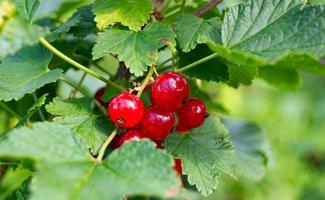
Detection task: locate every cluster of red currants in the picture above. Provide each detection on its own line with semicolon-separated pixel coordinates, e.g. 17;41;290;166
95;72;207;175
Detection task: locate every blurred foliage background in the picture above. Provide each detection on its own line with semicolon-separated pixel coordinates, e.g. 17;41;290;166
204;74;325;200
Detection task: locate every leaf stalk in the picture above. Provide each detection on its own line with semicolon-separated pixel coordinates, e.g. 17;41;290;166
177;52;219;72
39;37;125;92
97;128;118;162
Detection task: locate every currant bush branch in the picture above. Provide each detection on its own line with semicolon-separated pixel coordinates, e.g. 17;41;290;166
97;127;118;162
39;37;125;92
194;0;223;17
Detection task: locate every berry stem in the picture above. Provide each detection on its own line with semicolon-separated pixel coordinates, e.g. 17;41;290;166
176;52;218;72
97;127;118;162
137;65;155;97
39;37;125;92
153;67;159;77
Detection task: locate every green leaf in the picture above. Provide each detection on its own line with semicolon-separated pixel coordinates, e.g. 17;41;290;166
208;42;266;67
214;0;325;74
17;93;49;127
70;5;97;38
30;140;180;200
259;52;324;89
0;122;90;162
259;67;301;90
174;14;222;52
223;0;323;58
227;63;258;87
26;94;48;120
5;180;30;200
0;123;181;199
46;97;113;155
0;165;33;200
93;0;153;31
50;5;96;41
0;45;62;102
308;0;325;5
266;52;325;75
223;118;273;180
49;11;81;41
93;23;176;76
0;17;47;59
179;44;229;83
54;0;93;18
12;0;40;21
222;0;247;7
164;116;235;196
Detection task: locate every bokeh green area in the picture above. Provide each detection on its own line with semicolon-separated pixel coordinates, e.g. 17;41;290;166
0;74;324;200
204;74;325;200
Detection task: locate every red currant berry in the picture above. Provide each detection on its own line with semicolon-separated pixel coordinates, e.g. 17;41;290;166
108;93;144;128
151;72;189;111
140;105;175;141
95;87;106;106
150;90;156;105
173;158;182;176
175;124;189;133
110;129;143;148
177;98;206;129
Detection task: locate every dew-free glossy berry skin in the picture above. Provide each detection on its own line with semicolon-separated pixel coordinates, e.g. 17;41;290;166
150;90;156;105
151;72;189;112
140;106;175;141
177;98;206;129
110;129;143;148
108;93;144;128
173;158;182;176
95;87;106;106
